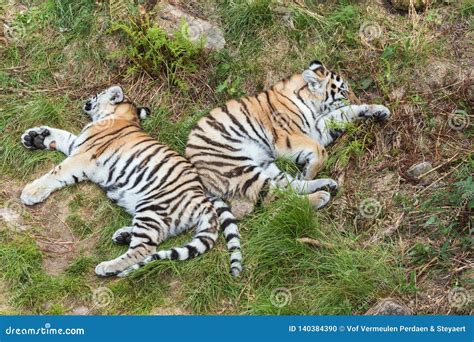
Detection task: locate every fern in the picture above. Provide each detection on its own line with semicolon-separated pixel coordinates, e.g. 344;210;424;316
111;16;205;90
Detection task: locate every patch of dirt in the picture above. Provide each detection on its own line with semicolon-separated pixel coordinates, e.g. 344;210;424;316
0;178;97;276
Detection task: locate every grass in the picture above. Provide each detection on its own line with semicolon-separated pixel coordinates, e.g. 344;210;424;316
0;0;472;315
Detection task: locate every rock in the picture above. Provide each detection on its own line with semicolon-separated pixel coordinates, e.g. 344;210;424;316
407;161;432;179
389;86;406;102
0;205;27;232
67;306;90;315
389;0;431;11
426;60;452;89
155;4;225;50
365;298;413;315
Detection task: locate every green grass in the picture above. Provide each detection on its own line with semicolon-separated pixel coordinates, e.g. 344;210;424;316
0;0;472;315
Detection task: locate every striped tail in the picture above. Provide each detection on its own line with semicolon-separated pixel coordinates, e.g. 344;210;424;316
118;204;219;277
209;197;242;277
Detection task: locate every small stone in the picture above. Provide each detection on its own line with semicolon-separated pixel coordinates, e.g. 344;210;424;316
407;161;433;179
389;86;406;101
365;298;413;315
389;0;431;11
67;306;90;315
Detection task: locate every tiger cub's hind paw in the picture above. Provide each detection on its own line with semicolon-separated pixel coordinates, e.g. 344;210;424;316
95;261;121;277
308;190;331;209
21;180;52;205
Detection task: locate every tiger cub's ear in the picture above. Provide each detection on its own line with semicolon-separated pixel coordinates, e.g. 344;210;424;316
109;86;124;104
303;60;327;93
138;107;151;120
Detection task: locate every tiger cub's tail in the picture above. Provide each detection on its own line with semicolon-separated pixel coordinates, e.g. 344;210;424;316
118;201;219;277
209;197;242;277
118;198;242;277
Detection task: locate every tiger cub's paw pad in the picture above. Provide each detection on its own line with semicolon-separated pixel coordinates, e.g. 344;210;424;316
368;105;391;121
95;261;120;277
112;228;132;245
21;127;51;150
309;190;331;209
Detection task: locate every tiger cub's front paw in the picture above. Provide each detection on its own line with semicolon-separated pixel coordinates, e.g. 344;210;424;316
21;127;52;150
367;105;391;121
20;181;52;205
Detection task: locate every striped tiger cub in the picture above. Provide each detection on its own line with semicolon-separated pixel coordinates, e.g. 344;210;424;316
20;86;242;277
186;60;391;216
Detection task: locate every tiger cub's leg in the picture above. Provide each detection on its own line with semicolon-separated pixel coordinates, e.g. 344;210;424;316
21;155;89;205
22;126;77;156
236;163;332;212
95;217;164;276
316;104;390;146
262;162;329;193
275;133;337;189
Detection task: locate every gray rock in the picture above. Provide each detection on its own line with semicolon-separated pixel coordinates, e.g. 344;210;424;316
155;4;225;50
67;306;90;315
389;0;431;11
365;298;413;315
407;161;433;179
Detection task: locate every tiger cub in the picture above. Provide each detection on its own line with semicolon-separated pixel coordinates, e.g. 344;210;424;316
20;86;242;277
186;60;391;216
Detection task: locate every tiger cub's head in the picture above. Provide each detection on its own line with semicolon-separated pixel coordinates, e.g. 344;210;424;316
302;60;351;113
83;86;150;123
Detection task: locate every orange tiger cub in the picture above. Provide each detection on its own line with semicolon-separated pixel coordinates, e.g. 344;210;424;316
186;60;390;216
20;86;242;277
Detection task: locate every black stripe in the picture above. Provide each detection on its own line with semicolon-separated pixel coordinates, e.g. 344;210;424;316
225;233;240;242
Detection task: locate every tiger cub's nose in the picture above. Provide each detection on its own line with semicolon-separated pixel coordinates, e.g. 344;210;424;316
84;101;92;111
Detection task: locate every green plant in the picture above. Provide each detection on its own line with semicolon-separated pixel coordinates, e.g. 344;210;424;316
112;17;206;90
